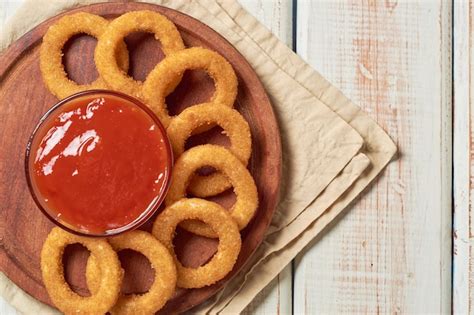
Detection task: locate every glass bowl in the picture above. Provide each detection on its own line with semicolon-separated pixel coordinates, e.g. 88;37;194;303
25;90;173;237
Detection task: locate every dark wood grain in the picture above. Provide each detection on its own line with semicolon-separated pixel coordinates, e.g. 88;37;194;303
0;2;281;314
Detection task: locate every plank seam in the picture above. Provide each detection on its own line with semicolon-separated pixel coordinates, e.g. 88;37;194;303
469;1;473;313
291;2;297;314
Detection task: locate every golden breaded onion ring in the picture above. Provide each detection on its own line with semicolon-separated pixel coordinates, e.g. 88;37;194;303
40;12;129;99
167;103;251;197
85;231;177;315
143;47;238;128
40;227;123;314
95;10;185;100
165;145;258;238
152;198;241;288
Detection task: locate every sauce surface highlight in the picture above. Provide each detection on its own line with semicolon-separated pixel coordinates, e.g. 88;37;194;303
29;93;171;234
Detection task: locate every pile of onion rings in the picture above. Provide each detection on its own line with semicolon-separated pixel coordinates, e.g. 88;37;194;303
39;7;262;310
41;228;177;314
165;144;258;238
40;10;185;100
167;103;252;197
85;230;177;315
94;10;185;100
41;227;123;314
152;198;241;288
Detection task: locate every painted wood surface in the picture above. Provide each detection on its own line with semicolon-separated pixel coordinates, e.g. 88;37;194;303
453;1;474;314
294;1;452;314
0;0;457;314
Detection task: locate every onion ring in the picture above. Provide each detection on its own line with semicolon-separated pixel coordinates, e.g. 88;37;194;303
95;10;185;100
167;103;251;197
152;198;241;288
142;47;238;128
165;144;258;238
40;12;129;99
85;231;177;315
40;227;123;314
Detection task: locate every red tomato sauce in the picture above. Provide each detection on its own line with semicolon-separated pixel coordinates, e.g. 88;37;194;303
28;93;171;234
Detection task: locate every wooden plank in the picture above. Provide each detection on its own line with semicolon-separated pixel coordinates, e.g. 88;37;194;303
0;0;23;27
294;1;452;314
0;296;17;315
242;265;293;315
238;0;293;314
453;0;474;313
239;0;293;48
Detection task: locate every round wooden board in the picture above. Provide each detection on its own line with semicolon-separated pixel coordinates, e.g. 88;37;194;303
0;2;281;314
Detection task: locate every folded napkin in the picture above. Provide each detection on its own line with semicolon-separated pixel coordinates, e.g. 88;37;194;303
0;0;396;314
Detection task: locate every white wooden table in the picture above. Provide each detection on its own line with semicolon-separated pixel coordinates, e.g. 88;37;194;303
1;0;461;314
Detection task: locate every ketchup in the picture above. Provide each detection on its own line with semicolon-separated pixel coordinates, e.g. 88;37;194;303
28;92;171;235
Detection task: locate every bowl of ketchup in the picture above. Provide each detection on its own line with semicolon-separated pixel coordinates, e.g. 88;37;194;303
25;90;173;237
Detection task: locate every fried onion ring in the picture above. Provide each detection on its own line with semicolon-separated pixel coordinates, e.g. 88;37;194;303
40;227;123;314
85;231;177;315
142;47;238;128
152;198;241;288
167;103;251;197
165;144;258;238
95;10;185;100
40;12;129;99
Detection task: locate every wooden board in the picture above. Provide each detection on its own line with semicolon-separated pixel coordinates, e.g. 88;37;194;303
453;0;474;313
0;2;281;314
294;0;452;313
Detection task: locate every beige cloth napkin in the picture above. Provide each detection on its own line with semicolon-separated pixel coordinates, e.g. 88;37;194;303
0;0;396;314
